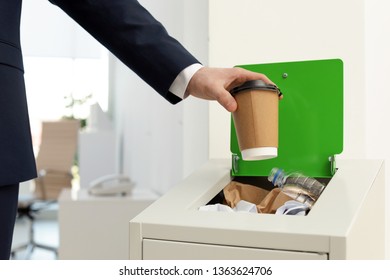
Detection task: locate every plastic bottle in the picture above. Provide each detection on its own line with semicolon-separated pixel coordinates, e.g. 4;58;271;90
268;168;325;208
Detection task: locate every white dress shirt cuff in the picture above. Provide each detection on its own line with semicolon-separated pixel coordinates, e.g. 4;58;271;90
169;63;204;99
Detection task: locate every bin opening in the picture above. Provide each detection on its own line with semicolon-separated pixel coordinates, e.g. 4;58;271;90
199;59;342;216
202;176;331;216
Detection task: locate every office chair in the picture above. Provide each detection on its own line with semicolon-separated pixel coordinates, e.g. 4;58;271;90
11;119;80;259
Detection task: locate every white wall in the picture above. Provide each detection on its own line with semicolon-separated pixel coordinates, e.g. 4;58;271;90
208;0;389;258
365;0;390;259
110;0;209;195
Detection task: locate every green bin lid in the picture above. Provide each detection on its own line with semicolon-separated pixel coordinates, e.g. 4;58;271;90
230;59;343;178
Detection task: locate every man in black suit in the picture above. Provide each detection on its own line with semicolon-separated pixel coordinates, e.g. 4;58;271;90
0;0;273;259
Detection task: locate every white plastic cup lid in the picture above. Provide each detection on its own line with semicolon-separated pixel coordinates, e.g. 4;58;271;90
241;147;277;161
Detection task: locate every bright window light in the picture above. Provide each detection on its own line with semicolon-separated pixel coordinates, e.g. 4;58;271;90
24;54;109;148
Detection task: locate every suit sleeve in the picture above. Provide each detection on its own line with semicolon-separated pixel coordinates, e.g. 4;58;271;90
48;0;200;104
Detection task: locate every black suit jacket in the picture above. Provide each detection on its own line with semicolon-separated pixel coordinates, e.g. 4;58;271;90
50;0;200;103
0;0;199;186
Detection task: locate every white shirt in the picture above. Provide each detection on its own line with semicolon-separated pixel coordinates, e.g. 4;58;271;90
169;63;203;99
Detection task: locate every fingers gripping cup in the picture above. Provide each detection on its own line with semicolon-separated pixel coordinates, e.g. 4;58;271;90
231;80;281;161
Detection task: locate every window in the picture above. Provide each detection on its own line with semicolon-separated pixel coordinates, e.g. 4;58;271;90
24;54;109;149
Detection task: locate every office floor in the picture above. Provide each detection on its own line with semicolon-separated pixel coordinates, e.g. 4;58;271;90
11;207;59;260
10;178;77;260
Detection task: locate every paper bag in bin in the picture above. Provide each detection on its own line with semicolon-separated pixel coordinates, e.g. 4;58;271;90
223;181;291;214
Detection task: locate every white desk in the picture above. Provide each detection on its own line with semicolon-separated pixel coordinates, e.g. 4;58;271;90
130;159;385;260
59;188;157;259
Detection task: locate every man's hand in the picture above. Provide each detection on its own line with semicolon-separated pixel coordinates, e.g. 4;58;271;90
185;67;275;112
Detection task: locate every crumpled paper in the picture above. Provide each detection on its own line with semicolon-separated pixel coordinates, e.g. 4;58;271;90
275;200;309;215
199;200;258;213
223;181;292;214
199;181;297;214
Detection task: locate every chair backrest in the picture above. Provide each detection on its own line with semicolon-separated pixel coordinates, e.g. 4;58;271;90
34;119;80;200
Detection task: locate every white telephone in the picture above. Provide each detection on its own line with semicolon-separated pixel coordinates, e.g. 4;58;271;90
88;174;134;196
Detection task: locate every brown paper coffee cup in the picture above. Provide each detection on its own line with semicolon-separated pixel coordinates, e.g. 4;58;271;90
231;80;280;161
